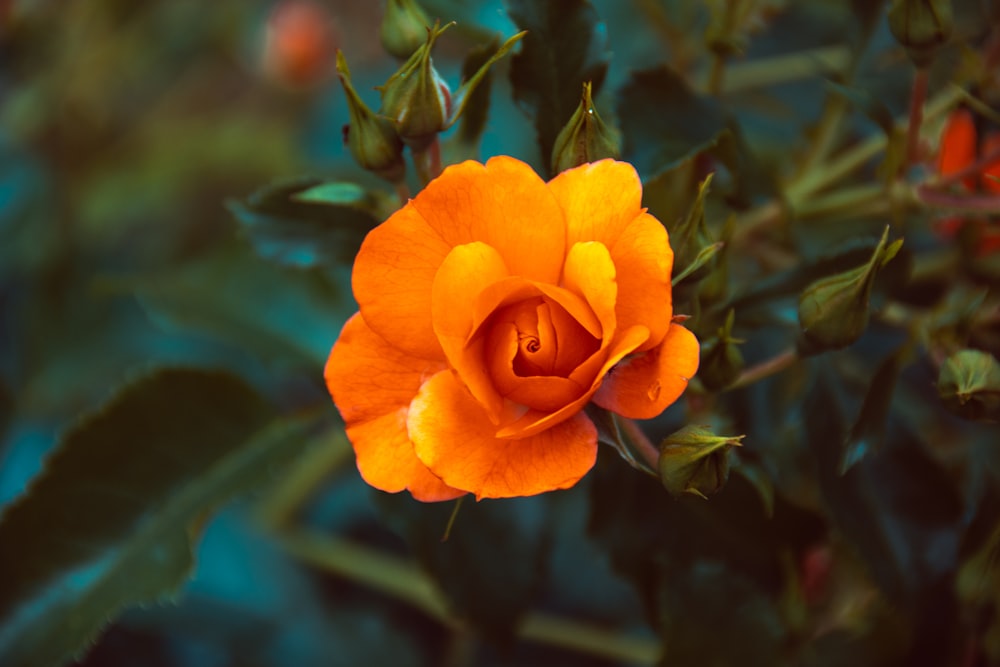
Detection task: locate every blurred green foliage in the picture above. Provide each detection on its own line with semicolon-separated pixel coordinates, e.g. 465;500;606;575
2;0;1000;666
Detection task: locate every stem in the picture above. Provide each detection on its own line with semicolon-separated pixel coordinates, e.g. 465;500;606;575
428;136;443;179
794;183;888;221
906;68;930;167
618;417;661;474
928;145;1000;190
728;347;798;390
917;186;1000;215
711;46;849;93
707;52;727;95
280;530;660;664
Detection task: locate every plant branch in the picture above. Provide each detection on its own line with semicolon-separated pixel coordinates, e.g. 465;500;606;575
618;417;661;475
728;347;798;390
906;68;930;166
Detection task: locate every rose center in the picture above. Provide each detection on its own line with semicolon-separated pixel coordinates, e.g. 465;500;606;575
488;296;600;380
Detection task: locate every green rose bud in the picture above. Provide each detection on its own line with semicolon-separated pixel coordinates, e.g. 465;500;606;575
659;425;744;498
378;22;525;152
797;226;903;354
698;310;745;392
550;81;620;174
335;51;405;183
888;0;953;68
378;21;453;151
380;0;431;59
937;349;1000;421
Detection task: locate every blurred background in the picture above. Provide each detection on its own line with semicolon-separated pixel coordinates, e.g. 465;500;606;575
4;0;1000;665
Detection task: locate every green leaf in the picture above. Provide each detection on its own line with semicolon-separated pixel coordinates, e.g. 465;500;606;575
618;66;729;179
227;177;389;269
123;246;350;366
827;81;895;139
0;368;317;667
449;37;501;158
377;493;549;644
507;0;610;174
841;346;907;473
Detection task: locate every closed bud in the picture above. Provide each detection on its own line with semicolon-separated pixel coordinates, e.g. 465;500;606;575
659;425;743;498
699;310;744;391
888;0;953;68
797;226;903;354
380;0;431;59
669;175;718;286
336;51;405;183
937;349;1000;420
379;21;453;151
550;82;620;174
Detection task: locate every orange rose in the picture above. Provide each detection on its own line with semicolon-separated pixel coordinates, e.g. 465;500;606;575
325;157;699;500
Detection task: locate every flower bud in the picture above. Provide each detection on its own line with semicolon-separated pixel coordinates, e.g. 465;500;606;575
797;226;903;354
336;51;405;183
658;425;743;498
888;0;953;68
937;349;1000;420
262;0;337;88
669;175;718;286
380;0;431;59
378;21;453;151
698;310;744;391
550;82;620;174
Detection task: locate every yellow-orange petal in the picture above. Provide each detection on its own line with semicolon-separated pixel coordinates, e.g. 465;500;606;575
410;156;568;284
325;313;463;501
496;324;650;439
562;241;617;343
592;323;699;420
938;108;977;188
548;161;672;350
347;413;465;501
408;371;598;499
353;204;453;360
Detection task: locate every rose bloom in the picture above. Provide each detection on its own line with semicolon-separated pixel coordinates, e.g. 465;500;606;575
325;157;699;500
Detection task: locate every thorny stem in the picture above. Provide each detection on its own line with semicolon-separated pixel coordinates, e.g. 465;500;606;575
728;348;798;390
906;68;930;167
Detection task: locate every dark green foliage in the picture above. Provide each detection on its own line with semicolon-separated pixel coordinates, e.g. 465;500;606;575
507;0;609;174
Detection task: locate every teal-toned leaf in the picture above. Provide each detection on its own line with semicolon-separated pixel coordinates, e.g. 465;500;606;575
124;246;349;366
507;0;609;174
227;177;389;269
618;66;729;179
0;368;318;667
841;347;906;473
447;37;501;160
827;81;894;138
377;493;549;644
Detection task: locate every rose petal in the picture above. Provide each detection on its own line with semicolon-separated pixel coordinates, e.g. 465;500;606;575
496;324;650;439
593;323;700;420
562;241;617;343
411;156;568;282
325;314;463;501
408;371;598;499
548;161;672;350
353;204;453;359
354;156;568;360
